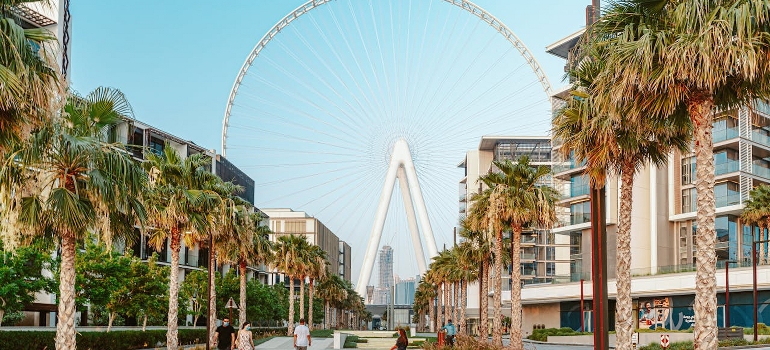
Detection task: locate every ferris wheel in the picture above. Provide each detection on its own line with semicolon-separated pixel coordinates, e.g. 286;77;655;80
222;0;553;289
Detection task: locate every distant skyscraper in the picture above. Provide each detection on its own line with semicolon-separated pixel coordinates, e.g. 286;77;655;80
378;245;394;289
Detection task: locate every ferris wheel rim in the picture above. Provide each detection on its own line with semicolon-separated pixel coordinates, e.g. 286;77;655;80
220;0;553;157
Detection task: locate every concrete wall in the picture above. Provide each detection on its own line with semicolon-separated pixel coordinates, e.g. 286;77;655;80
522;303;560;338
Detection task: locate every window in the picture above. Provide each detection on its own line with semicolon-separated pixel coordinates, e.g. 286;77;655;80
682;188;697;213
570;231;582;256
283;220;305;233
715;215;738;262
713;115;739;142
570;201;591;225
681;156;695;185
715;181;740;207
546;262;556;276
148;136;164;156
714;149;739;175
570;174;590;197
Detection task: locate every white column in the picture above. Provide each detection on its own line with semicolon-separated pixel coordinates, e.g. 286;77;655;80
398;167;428;274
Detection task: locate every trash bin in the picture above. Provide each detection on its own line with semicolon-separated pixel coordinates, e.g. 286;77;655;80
437;331;445;346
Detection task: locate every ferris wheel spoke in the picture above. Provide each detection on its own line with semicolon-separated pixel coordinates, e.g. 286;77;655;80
345;1;390;118
226;122;363;154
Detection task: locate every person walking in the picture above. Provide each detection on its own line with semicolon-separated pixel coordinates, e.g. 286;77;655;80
441;319;456;347
390;328;408;350
214;317;236;350
237;321;255;350
293;318;311;350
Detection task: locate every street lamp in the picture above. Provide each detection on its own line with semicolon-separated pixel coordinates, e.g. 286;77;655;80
724;260;736;328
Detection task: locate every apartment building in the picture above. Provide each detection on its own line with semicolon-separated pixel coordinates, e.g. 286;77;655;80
261;208;352;284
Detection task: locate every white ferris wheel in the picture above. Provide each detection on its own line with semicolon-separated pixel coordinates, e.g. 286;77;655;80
221;0;553;295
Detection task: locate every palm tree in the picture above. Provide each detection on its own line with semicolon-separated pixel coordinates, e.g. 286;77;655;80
454;230;480;335
464;201;493;342
742;185;770;263
307;245;327;331
0;87;145;350
584;1;770;347
0;1;61;156
317;273;344;329
553;59;691;350
274;234;311;335
143;148;224;350
501;158;558;350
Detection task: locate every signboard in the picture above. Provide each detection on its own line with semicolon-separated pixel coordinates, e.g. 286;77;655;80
660;334;670;349
225;297;239;309
632;332;638;344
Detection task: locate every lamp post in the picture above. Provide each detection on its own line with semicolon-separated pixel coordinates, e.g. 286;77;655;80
724;260;736;328
752;233;770;342
590;185;609;350
580;279;584;332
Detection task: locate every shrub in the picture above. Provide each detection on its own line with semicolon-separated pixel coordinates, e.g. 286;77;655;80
344;335;359;348
0;329;208;350
526;327;591;342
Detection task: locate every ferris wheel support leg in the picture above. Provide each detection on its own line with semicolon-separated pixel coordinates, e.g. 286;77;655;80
398;142;440;259
356;155;400;297
397;167;428;275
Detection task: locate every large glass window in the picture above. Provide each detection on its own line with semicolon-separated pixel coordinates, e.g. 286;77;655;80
715;215;738;262
681;156;695;185
570;174;590;197
715;181;740;207
570;231;582;256
570;201;591;225
682;188;697;213
714;149;739;175
713;115;739;142
148;136;164;156
754;157;770;179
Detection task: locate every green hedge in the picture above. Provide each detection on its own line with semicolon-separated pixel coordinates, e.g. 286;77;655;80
0;329;208;350
527;327;591;342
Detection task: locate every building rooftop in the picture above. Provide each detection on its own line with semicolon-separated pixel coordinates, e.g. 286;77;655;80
545;28;585;60
478;135;551;151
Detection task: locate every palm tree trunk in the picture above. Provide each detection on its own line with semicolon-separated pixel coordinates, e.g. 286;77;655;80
239;259;247;326
299;277;305;324
209;252;217;347
690;96;718;350
288;277;295;336
509;228;523;350
615;161;635;350
167;229;182;350
460;279;467;335
325;300;330;329
143;315;148;332
428;290;436;332
493;227;503;346
444;281;451;328
56;232;77;350
437;282;444;327
480;257;489;342
308;279;315;331
452;281;459;327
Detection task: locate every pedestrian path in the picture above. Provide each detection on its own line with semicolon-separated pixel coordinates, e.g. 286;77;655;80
255;337;333;349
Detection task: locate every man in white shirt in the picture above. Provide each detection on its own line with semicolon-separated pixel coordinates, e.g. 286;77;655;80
293;318;311;350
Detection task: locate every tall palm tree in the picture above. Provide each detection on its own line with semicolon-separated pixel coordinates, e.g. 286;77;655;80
143;148;224;350
585;1;770;347
274;234;311;335
454;239;479;335
317;273;345;329
480;157;559;350
0;1;61;156
464;201;493;341
307;245;327;331
0;87;145;350
553;58;691;350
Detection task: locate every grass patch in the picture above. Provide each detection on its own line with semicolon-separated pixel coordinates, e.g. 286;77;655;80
639;337;770;350
311;329;335;338
526;327;591;342
743;323;770;335
343;335;360;348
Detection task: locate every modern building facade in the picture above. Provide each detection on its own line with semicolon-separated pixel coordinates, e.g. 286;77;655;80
395;277;418;305
261;208;352;284
508;3;770;338
374;245;395;305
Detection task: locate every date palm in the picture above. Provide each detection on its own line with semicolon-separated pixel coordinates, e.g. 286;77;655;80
454;239;479;335
143;148;224;350
307;245;327;331
585;1;770;347
466;189;494;342
274;234;311;335
0;87;145;350
0;0;61;156
742;185;770;263
553;57;690;350
317;273;346;329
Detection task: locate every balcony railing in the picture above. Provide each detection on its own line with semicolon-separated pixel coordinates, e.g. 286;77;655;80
520;253;536;260
754;165;770;180
716;193;740;207
752;130;770;148
714;161;739;176
713;127;739;143
521;235;537;244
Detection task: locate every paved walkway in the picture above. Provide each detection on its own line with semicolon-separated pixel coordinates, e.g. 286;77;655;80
256;337;334;349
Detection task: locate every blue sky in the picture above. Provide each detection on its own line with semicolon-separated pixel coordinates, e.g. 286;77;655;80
70;1;590;285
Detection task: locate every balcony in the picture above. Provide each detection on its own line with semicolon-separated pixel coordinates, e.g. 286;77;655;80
714;161;739;176
520;253;536;260
713;127;739;143
752;130;770;148
754;165;770;180
521;235;537;245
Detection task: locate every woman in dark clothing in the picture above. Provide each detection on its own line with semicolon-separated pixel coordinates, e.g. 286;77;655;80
391;328;408;350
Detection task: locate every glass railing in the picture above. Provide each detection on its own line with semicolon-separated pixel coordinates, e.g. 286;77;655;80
521;269;537;277
571;185;590;197
754;165;770;180
713;127;739;143
553;159;587;174
752;130;770;148
716;193;740;207
714;161;739;175
521;253;536;260
521;235;537;244
570;214;591;225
